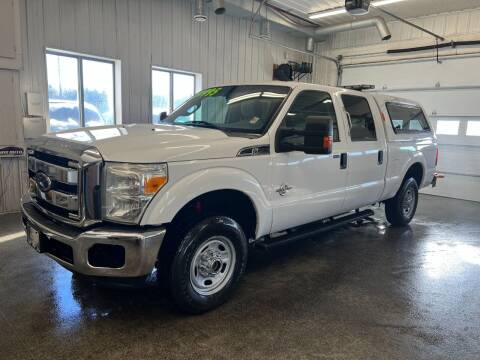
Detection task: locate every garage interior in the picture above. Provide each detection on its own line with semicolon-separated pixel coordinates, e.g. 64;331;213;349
1;0;480;359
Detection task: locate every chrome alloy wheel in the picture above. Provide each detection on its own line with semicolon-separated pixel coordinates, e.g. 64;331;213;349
190;236;236;296
402;187;416;218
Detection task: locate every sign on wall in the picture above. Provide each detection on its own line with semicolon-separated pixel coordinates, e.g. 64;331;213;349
0;146;24;157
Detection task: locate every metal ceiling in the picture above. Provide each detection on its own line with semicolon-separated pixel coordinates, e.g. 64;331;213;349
267;0;480;26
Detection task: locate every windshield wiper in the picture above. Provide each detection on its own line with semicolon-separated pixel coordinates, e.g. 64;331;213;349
181;121;221;130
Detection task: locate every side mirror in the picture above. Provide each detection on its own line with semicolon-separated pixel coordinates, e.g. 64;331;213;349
304;116;333;155
159;111;168;121
277;116;333;155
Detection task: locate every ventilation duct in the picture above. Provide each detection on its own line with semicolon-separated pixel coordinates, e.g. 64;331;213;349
314;16;391;41
259;20;272;39
306;37;314;52
193;0;207;22
213;0;226;15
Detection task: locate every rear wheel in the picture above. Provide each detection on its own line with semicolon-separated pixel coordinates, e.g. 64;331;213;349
385;177;419;227
168;216;248;314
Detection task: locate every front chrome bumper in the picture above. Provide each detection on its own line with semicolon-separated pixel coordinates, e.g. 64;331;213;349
21;201;165;278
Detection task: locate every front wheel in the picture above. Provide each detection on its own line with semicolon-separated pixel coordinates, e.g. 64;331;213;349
169;216;248;314
385;178;419;227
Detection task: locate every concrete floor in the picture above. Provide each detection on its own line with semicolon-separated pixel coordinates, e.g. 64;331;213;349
1;195;480;359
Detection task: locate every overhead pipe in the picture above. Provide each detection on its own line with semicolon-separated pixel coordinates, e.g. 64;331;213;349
193;0;207;22
387;40;480;54
222;0;395;83
247;6;337;65
314;17;391;41
224;1;391;43
225;0;314;37
341;51;480;68
212;0;226;15
306;37;315;52
259;19;272;39
374;7;445;42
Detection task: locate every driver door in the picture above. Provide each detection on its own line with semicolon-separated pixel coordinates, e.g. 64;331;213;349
270;89;349;233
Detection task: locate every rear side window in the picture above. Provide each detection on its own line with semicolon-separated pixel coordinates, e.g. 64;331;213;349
386;102;431;134
342;95;377;142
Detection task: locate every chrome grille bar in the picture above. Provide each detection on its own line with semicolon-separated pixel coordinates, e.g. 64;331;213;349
28;150;81;222
26;141;102;228
33;182;79;211
28;157;78;185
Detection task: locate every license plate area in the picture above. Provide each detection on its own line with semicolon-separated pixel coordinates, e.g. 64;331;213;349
26;224;45;253
25;222;75;264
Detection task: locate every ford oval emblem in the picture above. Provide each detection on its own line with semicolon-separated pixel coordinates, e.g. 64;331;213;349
35;172;52;192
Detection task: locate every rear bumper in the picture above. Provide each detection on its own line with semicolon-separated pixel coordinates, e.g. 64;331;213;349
21;201;165;278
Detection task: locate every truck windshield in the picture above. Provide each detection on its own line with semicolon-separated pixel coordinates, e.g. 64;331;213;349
164;85;290;134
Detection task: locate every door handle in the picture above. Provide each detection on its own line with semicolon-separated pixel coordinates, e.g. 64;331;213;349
340;153;348;170
378;150;384;165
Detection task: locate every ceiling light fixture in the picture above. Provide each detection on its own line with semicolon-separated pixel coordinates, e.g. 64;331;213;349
371;0;405;6
309;0;405;20
309;8;347;20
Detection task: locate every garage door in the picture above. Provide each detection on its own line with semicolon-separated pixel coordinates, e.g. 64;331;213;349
342;55;480;202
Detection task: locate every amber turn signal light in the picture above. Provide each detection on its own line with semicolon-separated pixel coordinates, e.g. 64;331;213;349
144;176;167;194
323;135;333;151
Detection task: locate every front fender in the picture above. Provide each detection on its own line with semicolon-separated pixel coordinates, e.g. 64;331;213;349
140;167;272;238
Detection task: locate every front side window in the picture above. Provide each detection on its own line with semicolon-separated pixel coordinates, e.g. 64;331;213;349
46;51;116;132
278;90;339;149
386;102;430;134
164;85;290;134
342;95;377;142
152;68;197;124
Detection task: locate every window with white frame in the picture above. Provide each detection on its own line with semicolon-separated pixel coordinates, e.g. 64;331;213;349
152;67;198;124
46;50;118;132
435;120;460;136
466;121;480;137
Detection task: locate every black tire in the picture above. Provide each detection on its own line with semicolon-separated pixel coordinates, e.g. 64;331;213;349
168;216;248;314
385;177;419;227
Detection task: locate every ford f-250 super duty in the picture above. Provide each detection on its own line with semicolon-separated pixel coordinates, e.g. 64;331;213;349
22;82;439;313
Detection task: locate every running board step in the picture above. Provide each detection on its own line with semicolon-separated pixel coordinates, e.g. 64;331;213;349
256;209;375;250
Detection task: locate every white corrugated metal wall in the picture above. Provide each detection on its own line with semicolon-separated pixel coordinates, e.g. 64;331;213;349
0;0;312;214
22;0;311;124
313;7;480;202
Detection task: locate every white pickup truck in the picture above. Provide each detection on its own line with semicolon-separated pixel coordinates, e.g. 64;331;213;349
22;82;438;313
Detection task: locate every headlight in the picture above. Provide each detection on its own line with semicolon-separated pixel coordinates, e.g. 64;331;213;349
103;162;168;223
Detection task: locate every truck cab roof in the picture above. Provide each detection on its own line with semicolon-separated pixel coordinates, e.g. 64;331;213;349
214;81;423;107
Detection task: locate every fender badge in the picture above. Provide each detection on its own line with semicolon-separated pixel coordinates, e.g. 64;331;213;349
276;184;292;196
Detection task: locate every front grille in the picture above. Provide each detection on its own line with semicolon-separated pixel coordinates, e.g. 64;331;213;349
32;150;72;167
28;150;82;223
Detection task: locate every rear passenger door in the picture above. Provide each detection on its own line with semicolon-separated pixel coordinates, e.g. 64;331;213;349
339;92;387;209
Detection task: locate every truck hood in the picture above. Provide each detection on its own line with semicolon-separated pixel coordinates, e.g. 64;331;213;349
33;124;259;163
